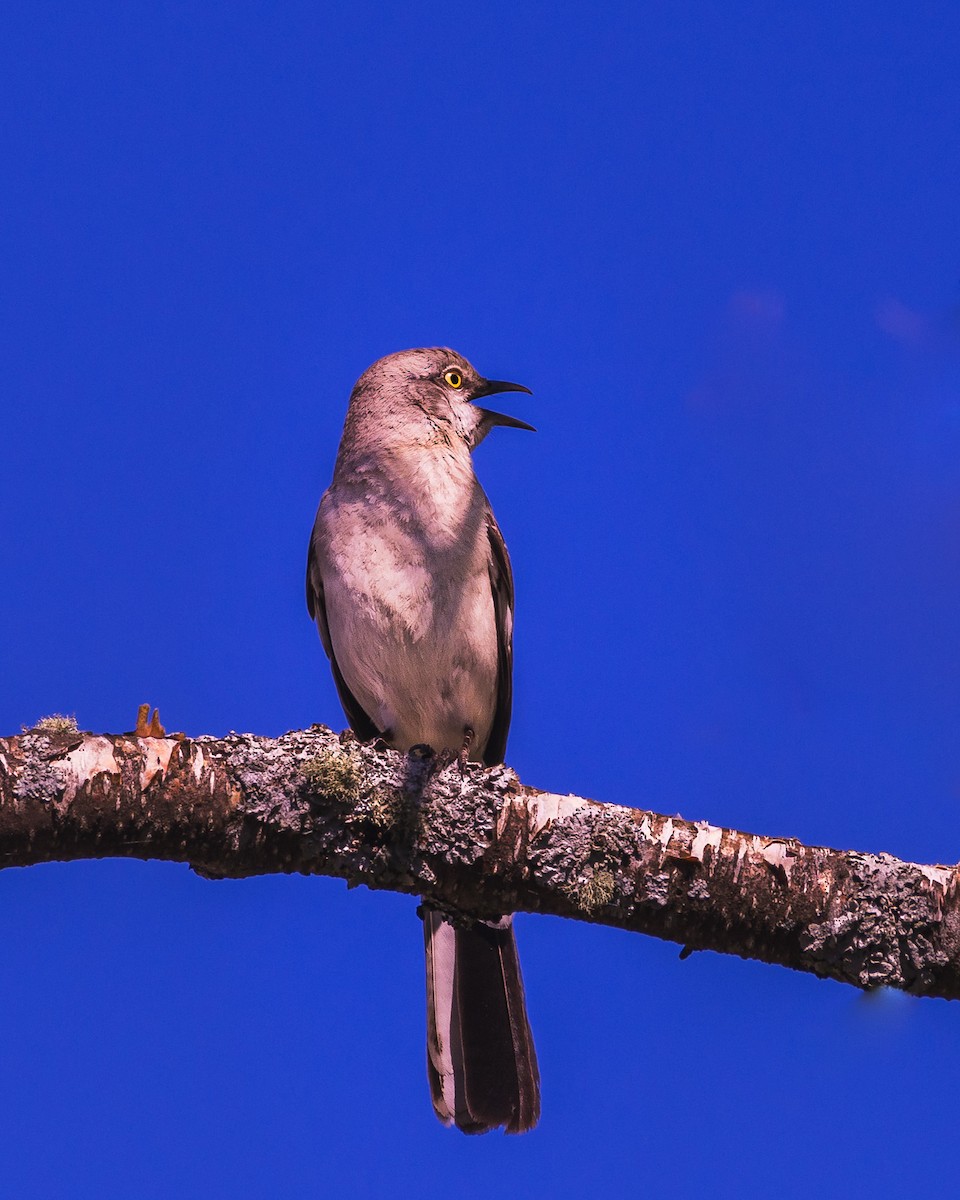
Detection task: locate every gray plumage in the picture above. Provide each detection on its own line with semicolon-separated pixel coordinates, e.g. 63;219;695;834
306;347;540;1134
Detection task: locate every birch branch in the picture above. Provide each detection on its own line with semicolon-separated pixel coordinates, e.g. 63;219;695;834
2;720;959;1000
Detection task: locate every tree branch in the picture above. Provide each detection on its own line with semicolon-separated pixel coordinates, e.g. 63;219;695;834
2;721;959;999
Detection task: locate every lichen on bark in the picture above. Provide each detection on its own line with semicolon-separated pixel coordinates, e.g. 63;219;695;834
1;722;959;1001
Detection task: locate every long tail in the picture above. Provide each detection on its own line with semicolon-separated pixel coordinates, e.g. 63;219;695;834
423;909;540;1134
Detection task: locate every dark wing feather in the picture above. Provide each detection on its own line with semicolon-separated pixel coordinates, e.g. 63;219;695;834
305;529;381;743
483;505;515;767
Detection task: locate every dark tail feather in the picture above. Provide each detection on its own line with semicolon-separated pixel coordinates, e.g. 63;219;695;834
423;909;540;1135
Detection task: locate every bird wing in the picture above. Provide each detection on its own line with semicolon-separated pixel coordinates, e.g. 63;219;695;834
305;522;381;743
483;504;515;766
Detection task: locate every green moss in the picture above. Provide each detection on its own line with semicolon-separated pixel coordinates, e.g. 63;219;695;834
28;714;79;735
567;869;615;914
361;786;405;830
301;751;360;804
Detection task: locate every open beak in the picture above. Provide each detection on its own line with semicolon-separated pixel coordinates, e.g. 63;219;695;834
471;377;536;432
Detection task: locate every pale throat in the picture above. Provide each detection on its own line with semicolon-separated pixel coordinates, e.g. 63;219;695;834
393;437;479;548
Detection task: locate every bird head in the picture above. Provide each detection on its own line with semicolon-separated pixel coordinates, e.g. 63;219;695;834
350;348;534;450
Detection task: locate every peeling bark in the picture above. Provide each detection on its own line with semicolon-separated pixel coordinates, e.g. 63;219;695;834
2;722;959;999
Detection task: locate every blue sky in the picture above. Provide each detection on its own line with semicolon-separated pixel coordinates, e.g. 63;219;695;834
2;2;960;1195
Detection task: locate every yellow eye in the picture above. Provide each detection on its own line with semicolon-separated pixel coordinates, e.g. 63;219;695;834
443;369;463;389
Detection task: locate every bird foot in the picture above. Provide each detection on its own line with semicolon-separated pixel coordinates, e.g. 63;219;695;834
457;726;475;776
405;728;474;780
402;744;438;797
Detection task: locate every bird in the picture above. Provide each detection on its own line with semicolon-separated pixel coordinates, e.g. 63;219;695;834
305;347;540;1134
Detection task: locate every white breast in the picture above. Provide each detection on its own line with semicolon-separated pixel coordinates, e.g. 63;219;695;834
316;456;500;758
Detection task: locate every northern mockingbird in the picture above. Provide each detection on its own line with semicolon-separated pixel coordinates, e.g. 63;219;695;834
306;347;540;1134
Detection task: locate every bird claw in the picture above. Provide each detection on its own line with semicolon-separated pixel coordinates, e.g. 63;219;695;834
457;726;475;776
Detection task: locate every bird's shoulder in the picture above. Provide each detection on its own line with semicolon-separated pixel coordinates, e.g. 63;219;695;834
311;477;418;555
